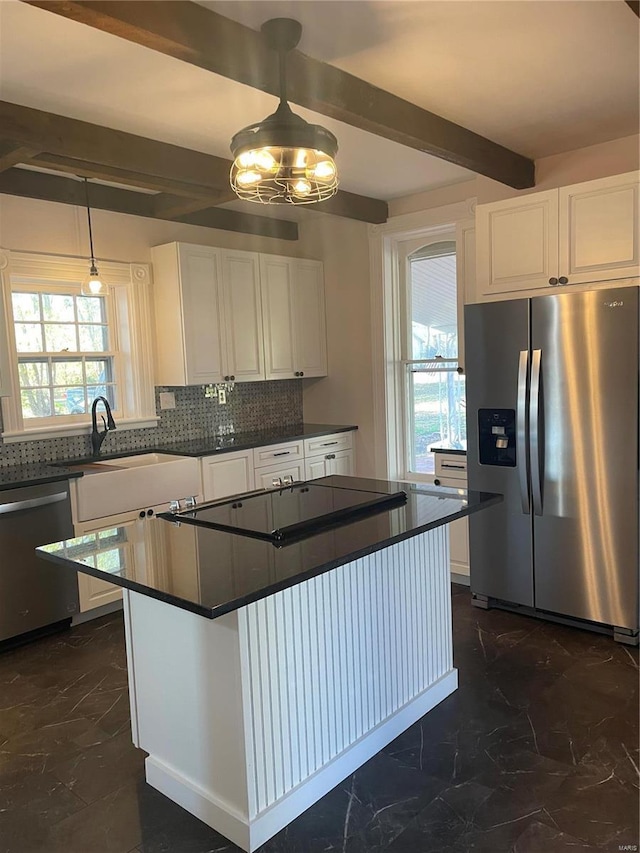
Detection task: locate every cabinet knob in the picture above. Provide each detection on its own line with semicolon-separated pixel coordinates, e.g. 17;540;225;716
558;276;569;285
299;371;304;377
548;277;558;286
434;478;441;486
294;371;300;377
230;375;235;381
325;453;336;460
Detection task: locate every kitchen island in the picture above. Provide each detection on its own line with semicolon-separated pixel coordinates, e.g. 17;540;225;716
38;475;500;852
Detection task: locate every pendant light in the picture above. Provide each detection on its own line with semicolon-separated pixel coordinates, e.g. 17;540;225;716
230;18;339;205
81;177;108;297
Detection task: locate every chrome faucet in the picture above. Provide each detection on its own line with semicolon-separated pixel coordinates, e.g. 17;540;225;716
90;396;116;456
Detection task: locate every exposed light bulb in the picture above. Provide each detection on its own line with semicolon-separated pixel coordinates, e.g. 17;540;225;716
253;149;277;172
294;149;308;169
292;179;312;197
81;265;107;297
236;169;262;187
313;159;336;181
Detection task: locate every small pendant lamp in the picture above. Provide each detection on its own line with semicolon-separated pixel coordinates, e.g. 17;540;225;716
230;18;339;205
81;177;108;297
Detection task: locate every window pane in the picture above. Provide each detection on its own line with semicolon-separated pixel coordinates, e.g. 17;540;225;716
54;387;87;415
409;370;466;475
76;297;105;323
44;324;77;352
21;388;52;419
410;253;458;360
15;323;43;352
79;324;108;352
85;359;111;384
52;360;84;385
87;385;116;408
41;293;74;322
18;360;49;387
12;293;40;322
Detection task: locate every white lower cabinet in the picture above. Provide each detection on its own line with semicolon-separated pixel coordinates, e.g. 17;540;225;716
255;459;306;490
201;450;255;501
434;453;469;584
304;431;355;480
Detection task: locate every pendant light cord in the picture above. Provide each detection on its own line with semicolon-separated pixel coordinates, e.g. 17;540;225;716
278;46;289;109
83;177;97;266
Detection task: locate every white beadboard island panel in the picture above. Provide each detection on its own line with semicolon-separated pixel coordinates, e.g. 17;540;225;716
125;525;456;853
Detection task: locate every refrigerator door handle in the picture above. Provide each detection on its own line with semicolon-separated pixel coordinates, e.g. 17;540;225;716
517;349;530;515
530;348;543;516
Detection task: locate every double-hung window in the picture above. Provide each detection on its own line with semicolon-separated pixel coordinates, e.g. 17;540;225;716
402;239;466;476
12;288;118;423
0;251;156;440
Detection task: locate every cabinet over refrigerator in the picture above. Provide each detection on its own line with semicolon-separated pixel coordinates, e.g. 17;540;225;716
465;285;639;645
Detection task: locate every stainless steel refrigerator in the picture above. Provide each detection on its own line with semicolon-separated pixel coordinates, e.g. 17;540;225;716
464;285;639;645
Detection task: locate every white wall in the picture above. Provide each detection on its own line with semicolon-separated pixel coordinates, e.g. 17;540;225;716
0;195;309;262
389;134;640;218
298;217;376;478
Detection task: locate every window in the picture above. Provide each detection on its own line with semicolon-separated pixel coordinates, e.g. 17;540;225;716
0;251;156;441
403;240;466;476
12;289;117;421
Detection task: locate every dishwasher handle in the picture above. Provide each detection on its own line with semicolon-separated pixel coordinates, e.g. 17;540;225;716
0;491;68;516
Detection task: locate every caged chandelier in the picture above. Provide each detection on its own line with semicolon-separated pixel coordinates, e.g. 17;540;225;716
230;18;339;205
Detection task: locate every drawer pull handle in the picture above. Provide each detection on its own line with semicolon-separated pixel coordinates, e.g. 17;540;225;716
272;451;291;457
321;441;339;446
441;463;465;470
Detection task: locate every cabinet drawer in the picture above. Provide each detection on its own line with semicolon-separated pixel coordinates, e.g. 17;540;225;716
434;453;467;480
253;440;304;468
304;431;353;457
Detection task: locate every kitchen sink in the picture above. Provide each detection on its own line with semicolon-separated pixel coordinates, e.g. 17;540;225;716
70;453;200;521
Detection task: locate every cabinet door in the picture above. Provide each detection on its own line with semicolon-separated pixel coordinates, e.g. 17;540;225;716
201;451;255;501
292;260;327;377
255;460;305;489
325;449;354;476
477;191;559;295
220;250;265;381
178;245;225;384
559;172;640;284
304;456;327;480
260;255;296;379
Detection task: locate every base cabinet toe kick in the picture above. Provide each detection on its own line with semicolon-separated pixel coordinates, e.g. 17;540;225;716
123;528;457;852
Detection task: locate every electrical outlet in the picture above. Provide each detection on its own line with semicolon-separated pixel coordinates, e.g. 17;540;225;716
218;388;227;405
159;391;176;410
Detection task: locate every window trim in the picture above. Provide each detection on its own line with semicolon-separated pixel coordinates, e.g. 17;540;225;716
0;249;157;442
368;200;476;481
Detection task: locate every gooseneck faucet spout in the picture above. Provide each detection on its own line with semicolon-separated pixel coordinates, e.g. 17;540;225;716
90;396;117;456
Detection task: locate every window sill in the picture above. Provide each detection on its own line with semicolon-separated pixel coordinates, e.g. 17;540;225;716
2;416;160;444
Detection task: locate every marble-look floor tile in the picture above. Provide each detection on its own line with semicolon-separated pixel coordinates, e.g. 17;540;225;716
0;591;637;853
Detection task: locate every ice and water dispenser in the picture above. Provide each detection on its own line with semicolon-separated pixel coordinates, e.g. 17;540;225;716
478;409;516;467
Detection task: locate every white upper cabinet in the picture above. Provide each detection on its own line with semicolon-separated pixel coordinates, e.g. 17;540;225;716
476;171;640;299
558;172;640;285
151;243;225;385
261;256;327;379
152;243;327;385
219;250;264;382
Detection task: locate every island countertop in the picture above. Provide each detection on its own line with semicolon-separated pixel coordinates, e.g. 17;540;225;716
37;475;501;620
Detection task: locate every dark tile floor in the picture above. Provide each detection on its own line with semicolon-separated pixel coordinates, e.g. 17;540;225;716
1;585;638;853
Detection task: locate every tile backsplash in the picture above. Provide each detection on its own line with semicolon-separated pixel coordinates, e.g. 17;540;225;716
0;381;303;467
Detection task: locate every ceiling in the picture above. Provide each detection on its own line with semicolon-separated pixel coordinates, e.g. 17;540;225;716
0;0;637;206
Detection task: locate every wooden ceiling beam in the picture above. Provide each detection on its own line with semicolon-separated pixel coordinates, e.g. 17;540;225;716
24;0;535;190
0;168;299;241
0;141;41;172
0;101;388;224
624;0;640;16
153;191;238;219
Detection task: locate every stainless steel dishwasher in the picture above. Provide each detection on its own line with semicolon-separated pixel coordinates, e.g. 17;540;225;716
0;480;79;645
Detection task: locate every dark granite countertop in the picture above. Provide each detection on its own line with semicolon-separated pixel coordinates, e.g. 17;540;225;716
0;424;357;490
151;423;357;458
0;463;84;490
38;475;501;620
